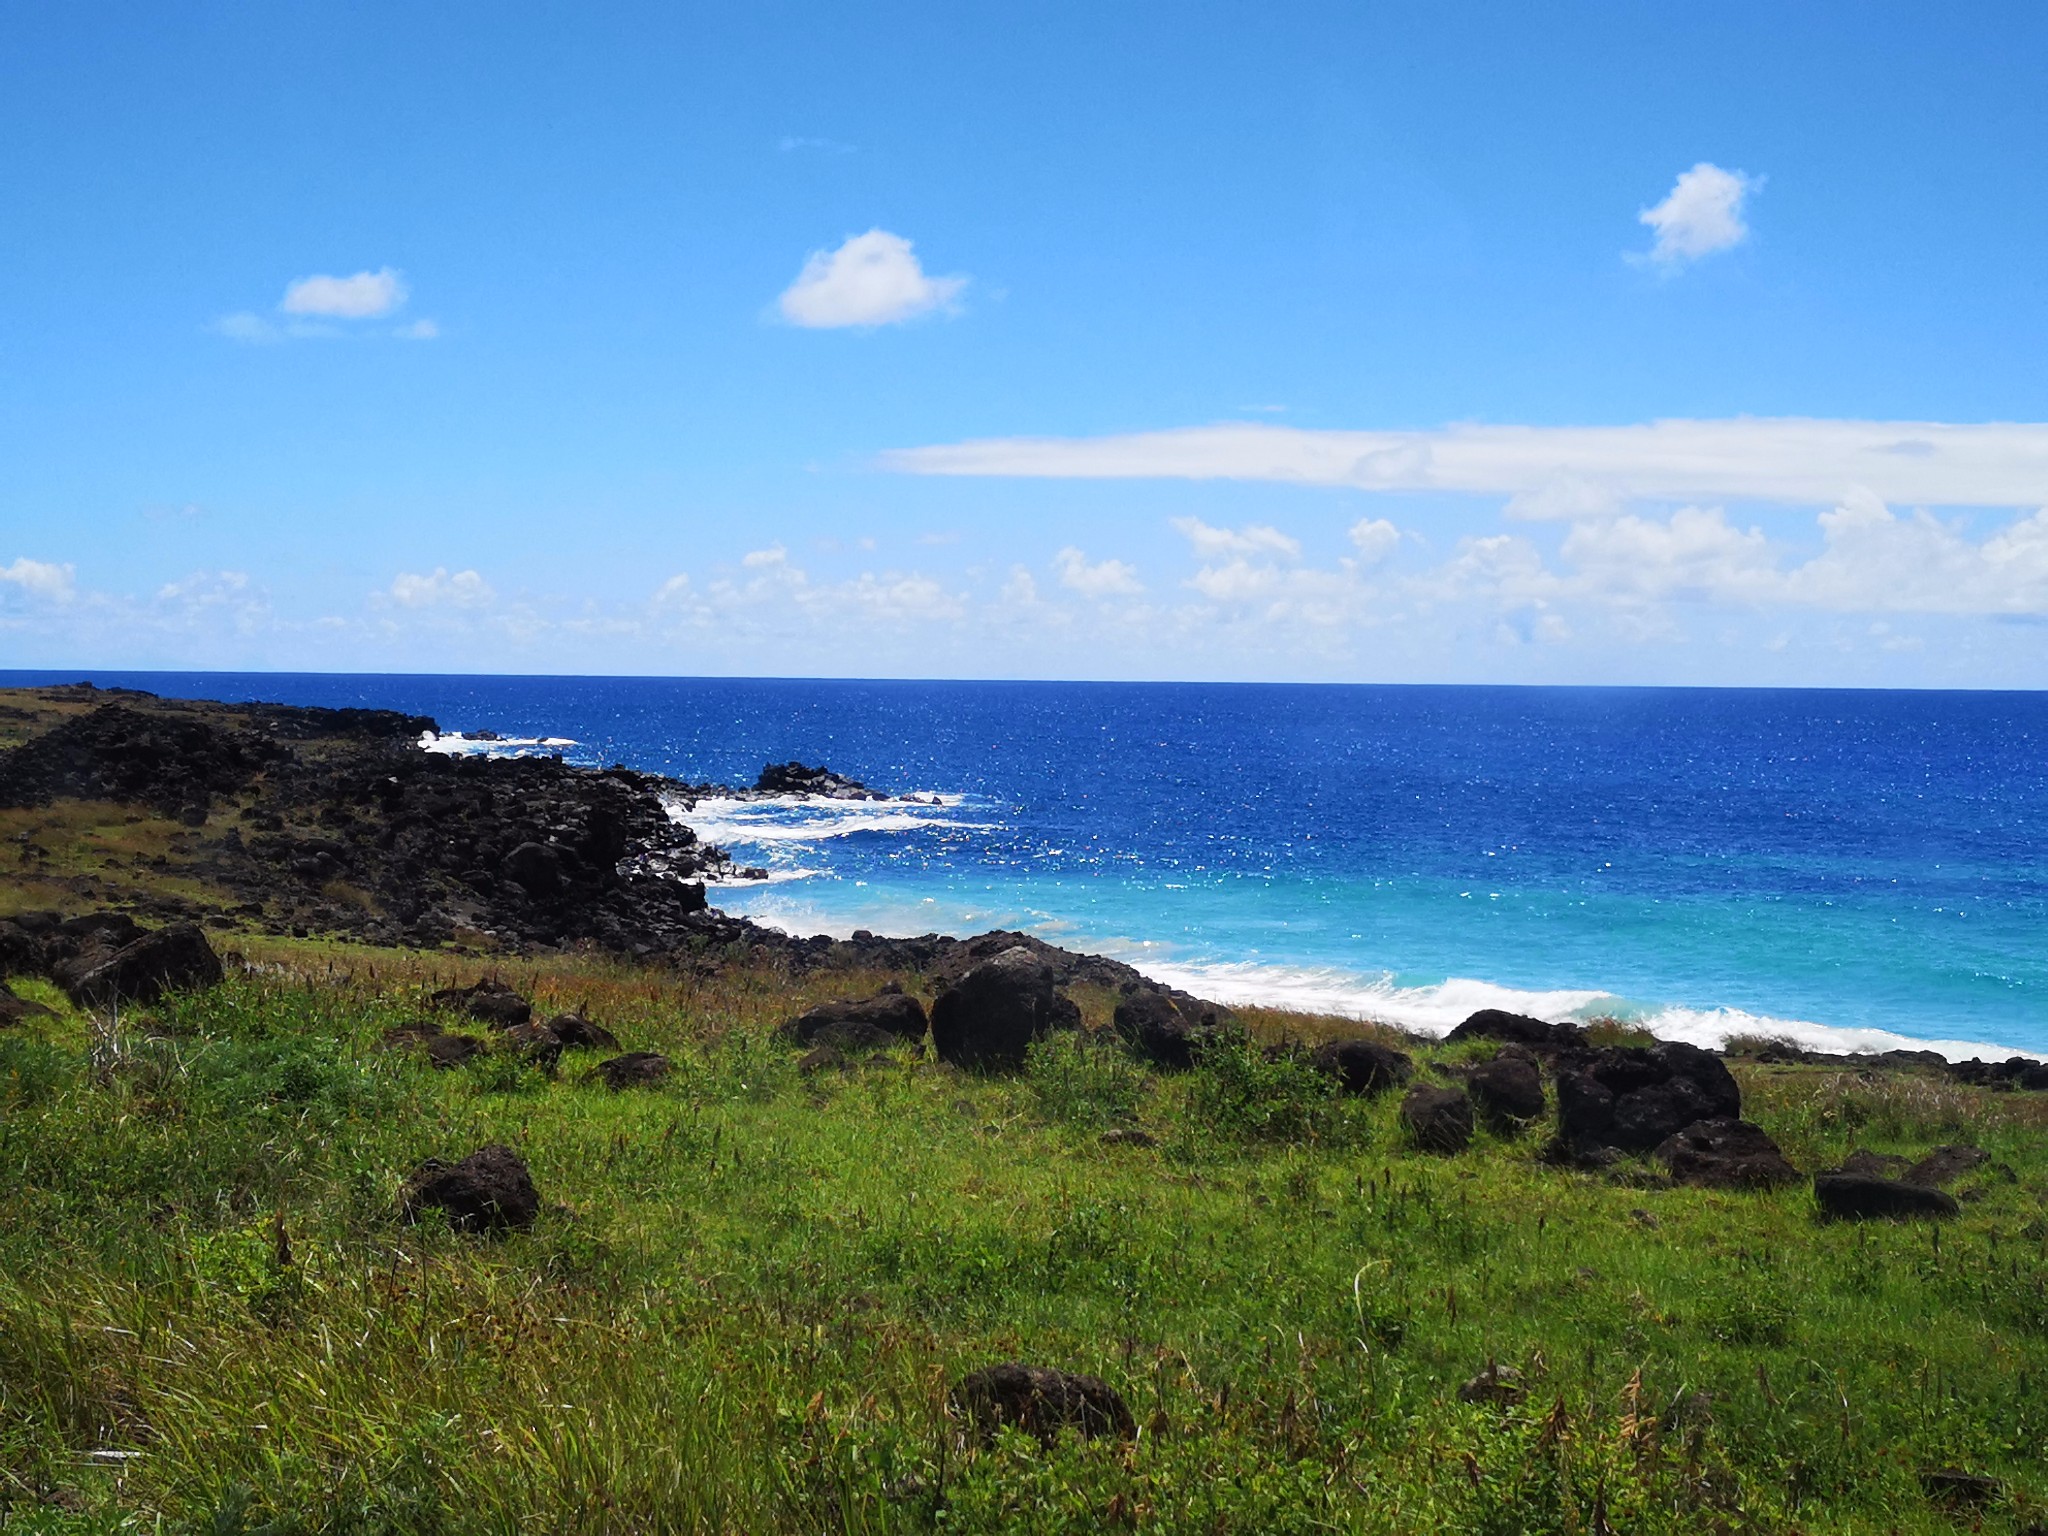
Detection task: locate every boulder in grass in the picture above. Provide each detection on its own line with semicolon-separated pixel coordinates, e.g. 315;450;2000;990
400;1144;540;1234
1814;1173;1959;1221
797;1045;848;1076
1465;1047;1545;1130
1921;1470;2003;1507
1401;1084;1475;1153
60;921;223;1009
776;987;928;1053
499;1021;565;1072
1446;1008;1583;1053
424;1032;487;1070
1835;1149;1912;1180
1551;1042;1741;1160
0;980;56;1026
929;947;1081;1073
1457;1363;1525;1407
1652;1119;1801;1190
542;1010;619;1051
428;978;532;1029
949;1363;1136;1446
591;1051;671;1090
1113;987;1234;1071
1308;1038;1413;1097
1906;1144;1989;1189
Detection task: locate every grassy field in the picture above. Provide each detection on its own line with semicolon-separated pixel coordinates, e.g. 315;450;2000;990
3;941;2047;1534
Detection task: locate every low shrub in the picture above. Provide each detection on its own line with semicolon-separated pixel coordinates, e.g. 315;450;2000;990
1025;1031;1149;1127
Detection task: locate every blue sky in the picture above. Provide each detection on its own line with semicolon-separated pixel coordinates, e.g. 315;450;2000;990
4;2;2046;684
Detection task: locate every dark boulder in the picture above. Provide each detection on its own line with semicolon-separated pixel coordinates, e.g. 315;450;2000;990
1946;1055;2048;1091
948;1363;1135;1445
1920;1470;2003;1507
1308;1038;1413;1096
542;1010;619;1051
1906;1144;1989;1189
929;947;1081;1072
592;1051;671;1090
499;1021;564;1071
424;1032;487;1070
41;912;148;990
1814;1173;1959;1221
776;987;928;1052
0;980;56;1026
59;922;223;1009
429;978;533;1029
1552;1042;1741;1159
1401;1084;1475;1153
0;911;62;976
1652;1119;1801;1190
1113;987;1235;1071
1465;1047;1545;1129
1447;1008;1583;1053
400;1144;540;1234
797;1045;847;1076
1835;1149;1913;1180
501;841;568;895
753;761;884;800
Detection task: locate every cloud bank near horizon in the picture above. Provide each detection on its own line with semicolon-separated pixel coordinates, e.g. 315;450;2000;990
883;417;2048;510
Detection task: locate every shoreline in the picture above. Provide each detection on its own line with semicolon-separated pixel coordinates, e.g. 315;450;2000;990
716;890;2048;1067
4;678;2039;1071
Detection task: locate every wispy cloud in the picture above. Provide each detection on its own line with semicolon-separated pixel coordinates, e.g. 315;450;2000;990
387;568;494;609
216;266;436;343
1171;517;1301;561
1054;546;1144;597
778;135;855;155
884;418;2048;510
777;230;966;329
1635;162;1759;268
283;267;408;319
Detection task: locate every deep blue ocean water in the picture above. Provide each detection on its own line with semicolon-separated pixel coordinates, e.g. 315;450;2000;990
8;671;2044;1058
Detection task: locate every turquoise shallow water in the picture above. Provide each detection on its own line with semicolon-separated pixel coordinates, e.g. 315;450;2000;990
10;672;2044;1058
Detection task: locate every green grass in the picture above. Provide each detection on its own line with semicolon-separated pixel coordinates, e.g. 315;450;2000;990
3;952;2047;1533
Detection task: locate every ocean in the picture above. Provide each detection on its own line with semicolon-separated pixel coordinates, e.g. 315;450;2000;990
8;671;2044;1060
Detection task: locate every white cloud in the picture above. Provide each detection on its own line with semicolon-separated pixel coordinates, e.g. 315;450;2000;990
886;417;2048;510
742;544;790;568
282;267;409;319
393;318;439;341
1561;506;1776;602
1170;516;1301;560
1636;163;1758;267
1054;546;1143;598
389;568;493;608
1000;565;1041;607
1783;491;2048;615
1348;518;1400;565
777;230;966;329
213;311;282;344
0;557;77;601
1414;494;2048;621
843;571;966;622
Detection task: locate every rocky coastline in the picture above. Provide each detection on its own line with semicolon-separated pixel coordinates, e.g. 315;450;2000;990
3;681;2043;1093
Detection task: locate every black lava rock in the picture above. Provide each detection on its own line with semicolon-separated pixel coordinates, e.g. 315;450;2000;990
949;1363;1136;1445
400;1144;540;1233
929;947;1081;1072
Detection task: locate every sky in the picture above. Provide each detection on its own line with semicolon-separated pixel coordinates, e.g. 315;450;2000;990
3;2;2047;686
